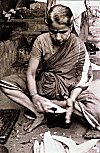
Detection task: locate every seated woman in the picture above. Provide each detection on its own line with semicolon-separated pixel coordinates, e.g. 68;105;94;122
0;4;100;134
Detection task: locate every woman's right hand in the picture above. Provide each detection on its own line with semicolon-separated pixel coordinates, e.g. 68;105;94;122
32;94;67;114
32;94;53;113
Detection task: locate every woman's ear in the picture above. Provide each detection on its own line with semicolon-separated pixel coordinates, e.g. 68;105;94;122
69;16;74;31
44;17;48;26
69;16;74;25
70;25;73;31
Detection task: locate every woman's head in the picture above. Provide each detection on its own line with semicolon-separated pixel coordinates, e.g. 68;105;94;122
46;4;74;45
46;4;73;27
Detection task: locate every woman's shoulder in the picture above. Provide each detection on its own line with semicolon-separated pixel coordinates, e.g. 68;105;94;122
36;32;50;41
70;33;78;41
70;33;84;44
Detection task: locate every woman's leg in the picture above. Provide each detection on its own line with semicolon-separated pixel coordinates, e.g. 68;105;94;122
0;74;37;112
76;90;100;130
51;93;100;130
0;74;44;132
1;87;36;113
1;86;45;132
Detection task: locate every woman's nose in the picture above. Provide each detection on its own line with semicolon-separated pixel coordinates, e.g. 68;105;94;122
56;33;62;40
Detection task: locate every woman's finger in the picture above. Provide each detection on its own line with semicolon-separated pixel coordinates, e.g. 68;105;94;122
35;102;44;113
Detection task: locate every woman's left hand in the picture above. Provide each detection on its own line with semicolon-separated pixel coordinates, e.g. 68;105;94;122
65;98;74;124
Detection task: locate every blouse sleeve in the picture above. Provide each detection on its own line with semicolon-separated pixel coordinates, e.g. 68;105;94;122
30;36;42;60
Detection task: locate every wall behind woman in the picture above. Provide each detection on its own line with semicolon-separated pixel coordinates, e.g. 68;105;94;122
0;1;47;78
1;0;18;12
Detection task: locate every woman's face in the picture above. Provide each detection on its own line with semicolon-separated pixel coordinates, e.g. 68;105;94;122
49;21;72;45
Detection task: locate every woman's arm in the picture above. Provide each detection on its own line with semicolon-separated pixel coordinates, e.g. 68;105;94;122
65;41;91;124
69;42;93;102
69;87;82;102
27;57;51;113
27;57;66;113
27;57;39;96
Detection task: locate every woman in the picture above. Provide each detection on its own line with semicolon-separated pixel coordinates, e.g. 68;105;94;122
0;4;100;133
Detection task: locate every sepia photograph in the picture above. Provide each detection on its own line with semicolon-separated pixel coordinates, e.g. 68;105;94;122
0;0;100;152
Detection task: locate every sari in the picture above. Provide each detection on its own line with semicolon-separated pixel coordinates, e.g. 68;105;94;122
36;33;100;129
36;34;88;99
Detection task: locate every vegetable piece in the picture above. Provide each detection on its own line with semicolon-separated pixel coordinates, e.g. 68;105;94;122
77;139;100;153
40;141;45;153
53;135;100;153
33;140;40;153
51;104;67;113
52;135;77;153
65;146;70;153
43;131;58;153
54;140;66;153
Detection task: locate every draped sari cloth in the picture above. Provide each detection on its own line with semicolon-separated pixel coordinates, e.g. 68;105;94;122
36;33;100;128
36;34;89;99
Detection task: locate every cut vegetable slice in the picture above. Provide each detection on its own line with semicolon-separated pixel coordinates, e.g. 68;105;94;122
54;140;66;153
40;141;45;153
52;135;77;153
43;131;58;153
33;140;40;153
77;139;100;153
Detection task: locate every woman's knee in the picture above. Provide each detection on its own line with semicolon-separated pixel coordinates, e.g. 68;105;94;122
0;74;27;93
0;86;11;94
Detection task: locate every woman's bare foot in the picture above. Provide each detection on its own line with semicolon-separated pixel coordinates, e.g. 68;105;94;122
24;113;45;132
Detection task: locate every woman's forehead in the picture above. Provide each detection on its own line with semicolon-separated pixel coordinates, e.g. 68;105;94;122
49;21;70;31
